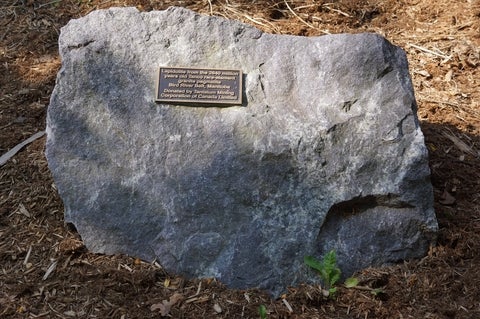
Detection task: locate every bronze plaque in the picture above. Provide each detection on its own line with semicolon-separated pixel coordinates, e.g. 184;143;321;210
156;67;243;105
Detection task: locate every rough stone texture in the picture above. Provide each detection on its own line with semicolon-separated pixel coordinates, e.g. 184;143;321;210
46;6;438;296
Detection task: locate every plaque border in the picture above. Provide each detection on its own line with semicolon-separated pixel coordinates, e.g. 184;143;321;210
155;66;243;105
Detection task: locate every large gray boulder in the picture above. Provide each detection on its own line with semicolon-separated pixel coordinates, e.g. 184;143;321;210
46;7;438;296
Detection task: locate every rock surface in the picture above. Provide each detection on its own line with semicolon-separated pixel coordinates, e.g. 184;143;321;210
46;6;438;296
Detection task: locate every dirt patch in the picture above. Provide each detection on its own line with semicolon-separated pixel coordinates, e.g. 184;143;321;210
1;0;479;318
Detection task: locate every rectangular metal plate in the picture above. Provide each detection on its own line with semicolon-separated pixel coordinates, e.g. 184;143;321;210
156;67;243;105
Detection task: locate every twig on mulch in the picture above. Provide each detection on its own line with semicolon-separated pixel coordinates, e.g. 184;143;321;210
323;4;351;17
206;0;213;15
284;0;329;34
222;5;282;33
418;97;480;120
408;43;452;61
0;131;45;166
442;130;478;157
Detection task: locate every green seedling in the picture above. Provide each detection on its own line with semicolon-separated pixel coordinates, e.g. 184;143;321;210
371;288;385;297
304;250;341;297
344;276;359;288
258;304;267;319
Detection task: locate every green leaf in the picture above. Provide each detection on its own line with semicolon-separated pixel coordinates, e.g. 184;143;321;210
344;277;359;288
328;287;337;296
371;288;384;297
321;250;341;287
319;267;329;283
304;251;342;290
304;255;323;272
323;251;337;273
329;270;341;286
258;304;267;319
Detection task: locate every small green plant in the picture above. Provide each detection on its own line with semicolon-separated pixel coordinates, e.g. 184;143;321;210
304;250;341;297
258;304;267;319
371;288;385;297
344;276;359;288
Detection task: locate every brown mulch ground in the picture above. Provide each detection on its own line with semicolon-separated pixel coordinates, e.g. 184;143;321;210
1;0;479;318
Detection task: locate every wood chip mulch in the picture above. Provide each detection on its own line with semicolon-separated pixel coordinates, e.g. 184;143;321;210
1;0;479;318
